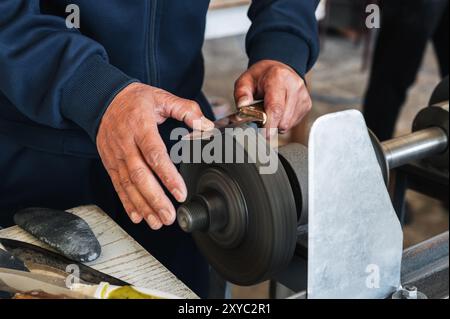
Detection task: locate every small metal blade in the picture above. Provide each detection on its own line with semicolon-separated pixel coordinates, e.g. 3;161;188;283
0;238;128;287
184;100;267;141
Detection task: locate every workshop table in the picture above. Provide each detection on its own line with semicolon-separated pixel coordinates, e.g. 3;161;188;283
0;205;198;299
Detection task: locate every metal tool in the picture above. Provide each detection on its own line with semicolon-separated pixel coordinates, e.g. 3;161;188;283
0;268;90;299
176;77;449;290
213;100;267;128
0;238;128;286
284;232;448;299
185;100;267;140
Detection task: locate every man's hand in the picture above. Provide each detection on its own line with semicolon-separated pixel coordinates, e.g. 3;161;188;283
234;60;312;137
97;83;214;230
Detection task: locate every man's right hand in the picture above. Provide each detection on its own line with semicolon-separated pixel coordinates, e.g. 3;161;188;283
96;83;214;230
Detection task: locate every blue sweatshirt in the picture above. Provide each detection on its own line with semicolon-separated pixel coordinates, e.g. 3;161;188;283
0;0;319;157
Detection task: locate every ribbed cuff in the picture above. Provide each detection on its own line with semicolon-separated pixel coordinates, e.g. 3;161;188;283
247;31;311;79
61;55;138;142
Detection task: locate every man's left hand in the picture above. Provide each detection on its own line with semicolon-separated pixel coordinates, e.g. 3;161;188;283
234;60;312;137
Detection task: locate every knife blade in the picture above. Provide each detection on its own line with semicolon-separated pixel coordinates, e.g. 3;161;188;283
184;100;267;140
0;248;29;272
0;268;91;299
0;238;128;287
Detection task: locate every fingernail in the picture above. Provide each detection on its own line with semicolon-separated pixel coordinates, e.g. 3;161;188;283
130;212;142;224
160;209;174;225
146;215;162;230
200;116;215;131
238;97;252;108
173;188;187;202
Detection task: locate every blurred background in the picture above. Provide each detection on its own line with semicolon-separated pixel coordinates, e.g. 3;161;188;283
204;0;449;298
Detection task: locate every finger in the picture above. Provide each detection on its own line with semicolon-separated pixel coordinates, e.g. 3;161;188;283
98;141;143;224
162;98;214;131
125;149;178;226
145;212;164;231
119;166;163;230
114;123;181;226
292;89;313;127
263;84;287;138
234;74;256;107
109;169;143;224
113;145;164;230
117;161;162;230
136;127;188;205
279;90;298;134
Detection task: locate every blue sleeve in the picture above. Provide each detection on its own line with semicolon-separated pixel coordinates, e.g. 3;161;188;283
247;0;320;78
0;0;137;141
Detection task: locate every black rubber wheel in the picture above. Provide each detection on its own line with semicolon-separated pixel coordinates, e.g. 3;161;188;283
180;127;297;285
412;77;449;170
429;76;449;106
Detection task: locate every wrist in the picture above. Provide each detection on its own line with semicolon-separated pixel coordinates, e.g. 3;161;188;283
61;55;138;142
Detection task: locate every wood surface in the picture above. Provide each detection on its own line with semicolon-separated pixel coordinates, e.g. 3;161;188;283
0;205;198;299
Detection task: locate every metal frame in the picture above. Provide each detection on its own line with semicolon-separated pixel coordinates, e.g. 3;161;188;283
392;162;449;224
280;231;449;299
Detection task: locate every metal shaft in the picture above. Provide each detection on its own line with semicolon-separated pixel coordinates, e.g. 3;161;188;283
382;127;448;170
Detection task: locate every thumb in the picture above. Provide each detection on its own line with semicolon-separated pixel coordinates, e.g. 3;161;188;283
163;97;215;131
234;75;256;108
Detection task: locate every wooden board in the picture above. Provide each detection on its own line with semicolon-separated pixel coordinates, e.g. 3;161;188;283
0;205;198;299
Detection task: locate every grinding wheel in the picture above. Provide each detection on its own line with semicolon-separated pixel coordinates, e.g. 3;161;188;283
278;143;309;225
178;126;298;285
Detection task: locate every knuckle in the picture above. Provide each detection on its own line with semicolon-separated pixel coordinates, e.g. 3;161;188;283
149;195;162;208
147;147;167;167
113;150;126;161
137;202;151;216
162;96;176;112
189;102;200;114
292;79;303;91
306;102;312;112
279;121;290;132
120;176;132;188
272;66;289;78
161;173;174;187
234;74;247;87
269;106;284;120
130;167;147;185
304;96;313;111
298;77;306;87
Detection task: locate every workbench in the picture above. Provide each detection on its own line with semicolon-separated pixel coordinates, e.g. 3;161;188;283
0;205;198;299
